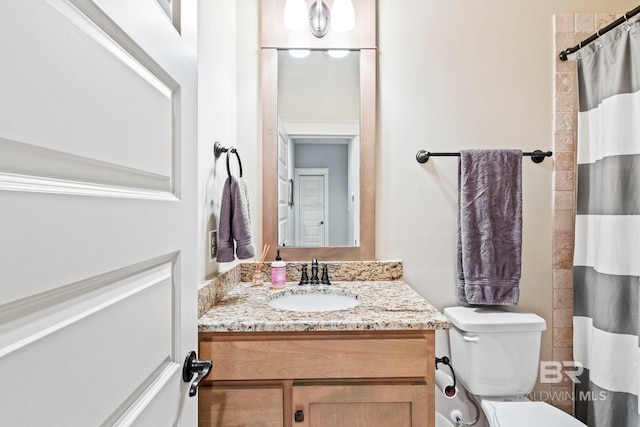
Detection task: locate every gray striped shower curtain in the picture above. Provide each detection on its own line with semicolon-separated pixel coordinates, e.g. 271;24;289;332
573;17;640;427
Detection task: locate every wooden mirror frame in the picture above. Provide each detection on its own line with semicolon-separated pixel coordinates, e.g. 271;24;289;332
261;0;377;261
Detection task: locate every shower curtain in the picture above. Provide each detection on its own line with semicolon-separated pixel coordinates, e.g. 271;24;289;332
573;17;640;427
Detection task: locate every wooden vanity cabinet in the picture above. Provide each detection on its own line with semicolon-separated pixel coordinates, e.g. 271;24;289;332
198;331;435;427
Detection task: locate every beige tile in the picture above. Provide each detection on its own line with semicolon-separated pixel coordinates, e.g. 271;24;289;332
553;347;574;363
554;308;573;327
556;58;577;73
554;14;575;33
555;73;576;93
557;370;577;388
554;229;574;251
554;171;575;191
554;190;575;211
554;132;575;152
553;268;574;289
596;13;618;30
554;210;575;231
555;92;578;113
554;249;574;269
555;31;574;48
575;14;595;33
551;386;575;405
575;31;594;44
555;112;576;132
555;32;576;54
554;327;573;348
554;288;573;309
555;151;575;171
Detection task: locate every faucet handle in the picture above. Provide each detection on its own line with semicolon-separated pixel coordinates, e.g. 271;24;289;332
320;264;331;285
320;263;340;285
298;263;309;286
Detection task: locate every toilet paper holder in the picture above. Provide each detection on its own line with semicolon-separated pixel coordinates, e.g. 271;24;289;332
435;356;457;398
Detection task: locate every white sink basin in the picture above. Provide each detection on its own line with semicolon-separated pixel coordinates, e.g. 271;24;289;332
268;289;360;312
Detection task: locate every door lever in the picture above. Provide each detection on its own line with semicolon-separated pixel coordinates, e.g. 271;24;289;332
182;351;213;397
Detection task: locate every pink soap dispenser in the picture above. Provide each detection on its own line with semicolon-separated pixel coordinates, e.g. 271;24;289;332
270;249;287;289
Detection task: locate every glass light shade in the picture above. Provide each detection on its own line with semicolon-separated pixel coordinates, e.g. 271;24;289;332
331;0;355;32
284;0;308;31
289;49;311;58
327;49;350;58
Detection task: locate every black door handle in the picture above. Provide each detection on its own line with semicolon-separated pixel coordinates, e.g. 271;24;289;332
182;351;213;397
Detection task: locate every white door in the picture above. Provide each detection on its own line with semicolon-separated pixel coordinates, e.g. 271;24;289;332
295;169;329;246
277;129;289;246
0;1;199;425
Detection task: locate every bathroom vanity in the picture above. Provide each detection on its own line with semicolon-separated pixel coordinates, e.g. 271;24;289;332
198;280;450;427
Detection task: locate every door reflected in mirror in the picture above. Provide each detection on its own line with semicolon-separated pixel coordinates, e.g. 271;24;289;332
277;49;360;248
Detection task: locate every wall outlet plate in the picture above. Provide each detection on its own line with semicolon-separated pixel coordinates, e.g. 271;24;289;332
209;230;218;262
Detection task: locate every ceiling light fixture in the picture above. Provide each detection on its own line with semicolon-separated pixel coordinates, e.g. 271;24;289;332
284;0;355;38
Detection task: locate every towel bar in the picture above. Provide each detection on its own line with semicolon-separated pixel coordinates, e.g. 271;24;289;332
415;149;552;164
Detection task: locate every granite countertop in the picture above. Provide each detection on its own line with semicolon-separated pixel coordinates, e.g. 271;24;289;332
198;280;451;333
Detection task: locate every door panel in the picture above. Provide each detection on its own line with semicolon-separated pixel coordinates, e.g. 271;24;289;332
296;171;327;246
277;130;289;246
292;383;429;427
199;386;284;427
0;0;197;425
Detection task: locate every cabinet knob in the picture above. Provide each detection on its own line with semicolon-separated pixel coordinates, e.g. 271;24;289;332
294;409;304;422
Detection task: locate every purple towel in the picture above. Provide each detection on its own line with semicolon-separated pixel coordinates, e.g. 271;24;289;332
457;149;522;306
216;175;255;263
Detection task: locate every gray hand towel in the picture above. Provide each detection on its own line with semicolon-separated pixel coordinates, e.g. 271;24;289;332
216;175;255;263
457;149;522;306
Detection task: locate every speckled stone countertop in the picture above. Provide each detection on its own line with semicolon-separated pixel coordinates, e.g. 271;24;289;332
198;281;451;333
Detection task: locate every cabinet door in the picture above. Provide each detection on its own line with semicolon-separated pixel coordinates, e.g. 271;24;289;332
199;386;283;427
292;383;429;427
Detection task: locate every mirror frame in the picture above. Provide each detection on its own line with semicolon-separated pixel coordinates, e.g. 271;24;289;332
261;0;377;261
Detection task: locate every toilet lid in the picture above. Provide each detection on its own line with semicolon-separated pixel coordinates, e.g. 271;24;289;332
495;402;586;427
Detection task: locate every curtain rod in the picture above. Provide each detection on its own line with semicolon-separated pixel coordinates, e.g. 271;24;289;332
415;150;553;164
559;4;640;61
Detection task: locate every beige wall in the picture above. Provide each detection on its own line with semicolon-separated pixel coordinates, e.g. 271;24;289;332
199;0;636;407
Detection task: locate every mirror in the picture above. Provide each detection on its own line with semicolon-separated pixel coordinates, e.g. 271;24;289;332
277;49;360;248
261;0;376;261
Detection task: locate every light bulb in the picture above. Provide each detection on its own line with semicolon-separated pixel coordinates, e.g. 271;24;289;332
284;0;308;32
331;0;355;32
289;49;311;58
328;50;350;58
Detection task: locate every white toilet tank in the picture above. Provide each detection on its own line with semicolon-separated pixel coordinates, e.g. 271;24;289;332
444;306;547;397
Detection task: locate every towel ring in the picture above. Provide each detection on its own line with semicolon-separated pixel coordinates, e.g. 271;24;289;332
214;141;243;178
226;147;243;178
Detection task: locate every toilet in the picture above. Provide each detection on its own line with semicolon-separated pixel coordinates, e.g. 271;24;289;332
435;411;454;427
443;306;587;427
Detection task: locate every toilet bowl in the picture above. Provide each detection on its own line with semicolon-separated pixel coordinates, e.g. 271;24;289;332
480;399;586;427
444;306;587;427
435;411;454;427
